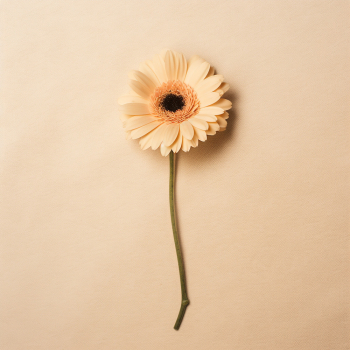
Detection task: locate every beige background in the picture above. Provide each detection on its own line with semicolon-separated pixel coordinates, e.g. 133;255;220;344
0;1;349;349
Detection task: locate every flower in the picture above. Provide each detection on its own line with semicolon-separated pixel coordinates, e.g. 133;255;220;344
118;50;231;156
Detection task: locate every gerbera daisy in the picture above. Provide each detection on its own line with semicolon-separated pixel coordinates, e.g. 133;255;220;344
118;50;231;156
118;50;232;331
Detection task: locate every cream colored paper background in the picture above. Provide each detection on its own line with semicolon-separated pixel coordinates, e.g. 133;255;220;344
0;1;349;349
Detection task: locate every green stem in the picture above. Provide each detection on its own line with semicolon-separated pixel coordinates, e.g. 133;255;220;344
169;151;190;330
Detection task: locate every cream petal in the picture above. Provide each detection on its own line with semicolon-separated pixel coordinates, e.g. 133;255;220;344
139;126;160;150
139;60;161;87
127;88;140;96
194;127;207;141
118;95;148;105
160;49;170;58
196;114;217;122
214;82;230;96
217;116;228;128
124;115;157;131
180;120;194;140
139;138;151;150
163;123;180;146
199;106;225;115
125;131;132;140
207;122;220;135
199;92;221;108
181;137;191;152
151;54;167;84
184;56;204;83
150;123;168;150
189;133;199;147
120;114;132;122
130;70;156;91
220;111;229;120
185;61;210;88
196;75;224;96
131;121;162;139
171;132;182;153
206;66;215;78
211;98;232;110
189;117;209;130
164;50;177;81
176;52;187;82
160;143;172;156
181;132;199;151
119;103;150;115
129;80;152;100
187;55;204;69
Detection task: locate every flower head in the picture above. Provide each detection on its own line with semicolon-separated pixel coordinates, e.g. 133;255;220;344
118;50;231;156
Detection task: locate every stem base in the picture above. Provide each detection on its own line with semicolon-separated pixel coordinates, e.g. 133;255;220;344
174;300;190;330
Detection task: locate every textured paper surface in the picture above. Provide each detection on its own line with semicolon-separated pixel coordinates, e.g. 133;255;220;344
0;1;349;349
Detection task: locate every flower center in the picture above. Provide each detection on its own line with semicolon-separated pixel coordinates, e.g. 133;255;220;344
161;94;185;112
149;80;200;124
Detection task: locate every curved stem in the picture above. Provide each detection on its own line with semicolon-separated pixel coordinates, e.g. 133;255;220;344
169;151;190;330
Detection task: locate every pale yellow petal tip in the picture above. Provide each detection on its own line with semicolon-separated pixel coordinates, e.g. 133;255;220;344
160;48;171;58
160;143;172;157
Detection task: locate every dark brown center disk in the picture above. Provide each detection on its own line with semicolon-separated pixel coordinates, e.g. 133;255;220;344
161;94;185;112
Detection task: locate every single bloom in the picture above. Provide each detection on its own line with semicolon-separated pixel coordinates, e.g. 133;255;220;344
118;50;231;156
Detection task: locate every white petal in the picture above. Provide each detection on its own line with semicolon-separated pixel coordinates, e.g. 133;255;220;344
185;61;210;88
199;92;221;108
211;99;232;110
199;106;225;115
139;60;161;86
129;70;156;91
189;117;208;130
129;80;152;100
119;103;149;115
180;120;194;140
196;114;217;122
171;132;182;153
160;143;172;156
196;75;224;96
118;95;147;105
214;82;230;96
131;121;162;139
217;116;228;128
124;116;157;131
150;123;168;150
163;123;180;146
